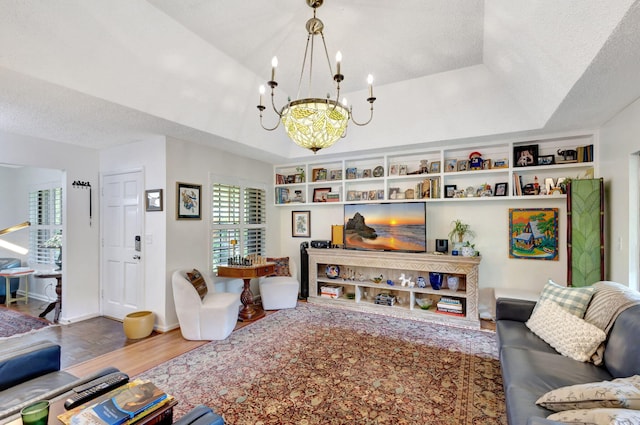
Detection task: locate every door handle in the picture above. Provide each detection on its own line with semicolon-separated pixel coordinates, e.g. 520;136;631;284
133;255;141;260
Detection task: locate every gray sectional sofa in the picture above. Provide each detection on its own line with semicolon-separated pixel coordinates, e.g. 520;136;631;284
496;294;640;425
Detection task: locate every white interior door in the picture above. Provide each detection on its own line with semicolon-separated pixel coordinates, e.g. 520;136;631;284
101;170;144;319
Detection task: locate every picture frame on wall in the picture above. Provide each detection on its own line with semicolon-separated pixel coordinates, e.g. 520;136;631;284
514;145;539;167
176;182;201;220
145;189;163;212
292;211;310;237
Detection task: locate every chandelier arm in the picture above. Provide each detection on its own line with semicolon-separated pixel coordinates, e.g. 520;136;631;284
297;34;313;100
349;100;376;126
269;89;283;117
258;109;281;131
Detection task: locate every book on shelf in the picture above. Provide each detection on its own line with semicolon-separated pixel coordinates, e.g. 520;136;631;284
61;380;171;425
435;309;465;317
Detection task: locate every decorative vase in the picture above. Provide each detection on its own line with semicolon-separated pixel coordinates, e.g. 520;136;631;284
428;272;443;290
447;276;460;292
461;246;476;257
123;310;155;339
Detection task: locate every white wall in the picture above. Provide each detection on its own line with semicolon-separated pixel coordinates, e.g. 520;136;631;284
165;137;276;329
599;96;640;289
0;131;100;322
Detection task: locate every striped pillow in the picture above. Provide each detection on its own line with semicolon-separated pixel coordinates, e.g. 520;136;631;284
537;279;595;318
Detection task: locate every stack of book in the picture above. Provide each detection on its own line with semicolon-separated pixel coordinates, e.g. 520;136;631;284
58;379;174;425
436;297;464;316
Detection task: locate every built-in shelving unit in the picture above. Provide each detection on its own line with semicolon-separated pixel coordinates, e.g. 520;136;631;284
274;132;596;205
307;248;481;329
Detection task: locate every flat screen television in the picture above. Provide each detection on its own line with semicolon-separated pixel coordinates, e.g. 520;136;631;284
343;202;426;252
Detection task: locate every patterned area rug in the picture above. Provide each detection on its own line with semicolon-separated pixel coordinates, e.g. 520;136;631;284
0;307;51;338
138;303;506;424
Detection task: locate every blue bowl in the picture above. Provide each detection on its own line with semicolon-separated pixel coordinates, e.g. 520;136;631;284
429;272;443;290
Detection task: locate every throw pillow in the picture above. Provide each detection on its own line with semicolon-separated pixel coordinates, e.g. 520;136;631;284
526;299;606;362
186;269;208;300
537;375;640;412
267;257;290;277
547;408;640;424
536;279;595;318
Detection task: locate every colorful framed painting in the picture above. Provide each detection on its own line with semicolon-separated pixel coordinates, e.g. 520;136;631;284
176;182;201;220
509;208;558;260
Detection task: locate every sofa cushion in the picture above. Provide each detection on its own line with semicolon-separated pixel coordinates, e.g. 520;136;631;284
186;269;208;300
526;300;606;362
497;319;558;354
547;408;640;424
537;279;595;318
537;375;640;412
267;257;290;277
500;346;613;425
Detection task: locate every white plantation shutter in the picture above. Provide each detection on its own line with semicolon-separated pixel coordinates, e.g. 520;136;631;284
211;181;266;271
28;186;62;265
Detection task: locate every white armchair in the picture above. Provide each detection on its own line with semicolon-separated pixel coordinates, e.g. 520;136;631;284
171;269;241;340
259;257;299;310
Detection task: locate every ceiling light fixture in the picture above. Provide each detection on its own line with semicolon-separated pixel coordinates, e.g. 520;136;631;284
257;0;376;153
0;221;31;255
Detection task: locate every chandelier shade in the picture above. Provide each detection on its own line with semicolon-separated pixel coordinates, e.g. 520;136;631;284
281;99;349;153
257;0;376;153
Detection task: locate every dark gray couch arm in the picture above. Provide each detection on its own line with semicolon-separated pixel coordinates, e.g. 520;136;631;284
496;298;536;322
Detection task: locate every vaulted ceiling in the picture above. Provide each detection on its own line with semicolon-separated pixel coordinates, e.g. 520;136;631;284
1;1;639;163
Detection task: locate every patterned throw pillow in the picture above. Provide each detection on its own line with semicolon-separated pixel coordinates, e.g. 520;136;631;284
267;257;290;277
526;299;606;362
537;375;640;411
537;279;595;317
186;269;208;300
547;408;640;424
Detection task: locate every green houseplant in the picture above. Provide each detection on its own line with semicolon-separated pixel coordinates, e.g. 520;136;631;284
448;219;475;244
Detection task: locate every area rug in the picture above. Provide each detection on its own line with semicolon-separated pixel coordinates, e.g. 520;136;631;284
138;303;506;424
0;307;51;338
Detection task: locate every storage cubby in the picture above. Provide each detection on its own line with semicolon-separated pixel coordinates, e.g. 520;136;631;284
307;248;481;328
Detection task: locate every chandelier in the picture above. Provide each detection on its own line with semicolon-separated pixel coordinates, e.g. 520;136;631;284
257;0;376;153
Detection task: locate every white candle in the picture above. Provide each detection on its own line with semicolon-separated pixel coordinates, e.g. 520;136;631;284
367;74;374;97
271;56;278;81
259;85;265;106
336;51;342;75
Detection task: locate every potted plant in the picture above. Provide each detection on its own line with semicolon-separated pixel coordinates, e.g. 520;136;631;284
448;219;475;248
461;241;477;257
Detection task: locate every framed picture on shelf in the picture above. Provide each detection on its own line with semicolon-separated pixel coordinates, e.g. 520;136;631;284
399;165;408;175
362;169;372;178
537;155;555;166
389;164;399;175
329;169;342;180
347;191;357;201
493;158;508;168
294;174;303;183
429;161;441;173
312;168;327;181
444;185;457;198
346;168;357;179
457;160;469;172
445;159;457;172
514;145;539;167
389;187;401;199
494;182;508;196
145;189;163;212
313;187;331;202
482;159;492;170
176;182;201;220
292;211;310;238
377;189;385;200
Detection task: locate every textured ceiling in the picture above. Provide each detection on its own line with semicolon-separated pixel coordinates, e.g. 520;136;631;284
0;0;639;163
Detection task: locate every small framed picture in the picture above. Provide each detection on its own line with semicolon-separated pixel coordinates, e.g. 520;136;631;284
145;189;163;212
444;184;457;198
362;169;372;178
537;155;555;166
312;168;327;181
429;161;441;174
493;158;508;168
292;211;310;238
514;145;539;167
346;168;357;179
494;182;508;196
313;187;331;202
482;159;492;170
399;165;408;175
176;182;201;220
445;159;457;172
389;165;399;175
457;160;469;172
389;187;401;200
329;169;342;180
347;191;357;201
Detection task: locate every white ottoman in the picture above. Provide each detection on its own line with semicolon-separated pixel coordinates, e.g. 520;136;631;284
260;276;299;310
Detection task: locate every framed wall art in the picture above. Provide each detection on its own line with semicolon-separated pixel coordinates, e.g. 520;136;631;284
292;211;310;237
145;189;163;212
509;208;558;260
494;182;508;196
313;187;331;202
514;145;539;167
176;182;201;220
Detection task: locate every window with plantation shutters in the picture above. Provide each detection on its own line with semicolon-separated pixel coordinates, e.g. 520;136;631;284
211;181;266;272
28;186;62;265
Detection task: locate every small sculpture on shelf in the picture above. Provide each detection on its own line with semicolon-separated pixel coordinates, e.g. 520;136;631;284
399;273;412;287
